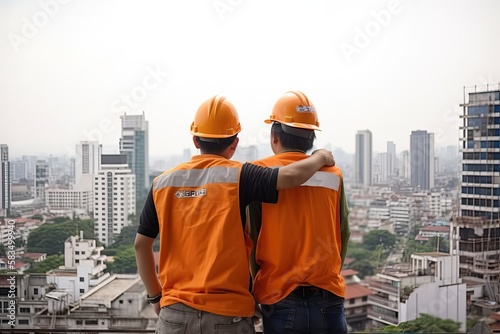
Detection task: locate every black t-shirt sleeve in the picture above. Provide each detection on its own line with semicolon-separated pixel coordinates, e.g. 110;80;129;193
137;187;159;238
239;162;279;210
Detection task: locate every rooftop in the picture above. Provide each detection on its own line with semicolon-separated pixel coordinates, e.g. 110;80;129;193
341;269;360;278
81;275;141;307
345;283;373;300
412;251;451;258
420;225;450;232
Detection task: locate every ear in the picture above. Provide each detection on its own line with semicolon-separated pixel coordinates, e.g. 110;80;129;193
231;137;239;150
225;137;239;159
192;136;200;149
271;131;279;145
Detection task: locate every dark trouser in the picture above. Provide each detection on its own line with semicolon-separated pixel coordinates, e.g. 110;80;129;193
261;286;347;334
157;303;255;334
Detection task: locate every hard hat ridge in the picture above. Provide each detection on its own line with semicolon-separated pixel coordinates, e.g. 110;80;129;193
265;90;321;131
191;95;242;139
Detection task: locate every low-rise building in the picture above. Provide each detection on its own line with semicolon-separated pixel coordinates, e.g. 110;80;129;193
342;269;373;331
366;252;466;332
34;275;156;331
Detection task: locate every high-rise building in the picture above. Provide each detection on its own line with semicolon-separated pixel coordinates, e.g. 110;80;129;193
355;130;372;187
119;113;149;199
400;150;409;180
373;152;387;184
34;160;49;202
11;159;28;182
451;86;500;285
410;130;435;190
75;141;102;188
22;155;38;181
387;141;397;178
93;154;135;246
0;145;11;217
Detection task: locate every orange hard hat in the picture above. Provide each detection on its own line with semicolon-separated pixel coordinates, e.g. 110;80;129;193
190;95;242;138
265;90;320;130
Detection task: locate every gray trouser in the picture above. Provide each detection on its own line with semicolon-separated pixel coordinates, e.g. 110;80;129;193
156;302;255;334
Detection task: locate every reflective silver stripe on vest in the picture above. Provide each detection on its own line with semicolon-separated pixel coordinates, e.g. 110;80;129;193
154;167;239;191
301;171;340;191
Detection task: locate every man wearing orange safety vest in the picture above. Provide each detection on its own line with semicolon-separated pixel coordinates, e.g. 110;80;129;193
247;91;350;334
134;95;335;334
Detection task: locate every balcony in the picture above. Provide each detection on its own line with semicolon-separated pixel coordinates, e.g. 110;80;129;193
366;280;399;295
367;309;398;326
368;294;398;311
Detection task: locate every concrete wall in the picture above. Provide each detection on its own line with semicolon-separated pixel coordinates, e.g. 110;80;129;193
401;282;466;332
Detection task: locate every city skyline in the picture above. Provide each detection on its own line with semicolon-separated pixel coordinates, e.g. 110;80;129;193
1;1;499;158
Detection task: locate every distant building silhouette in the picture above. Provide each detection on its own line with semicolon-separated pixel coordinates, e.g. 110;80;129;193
355;130;372;187
0;144;10;216
119;112;149;199
410;130;434;190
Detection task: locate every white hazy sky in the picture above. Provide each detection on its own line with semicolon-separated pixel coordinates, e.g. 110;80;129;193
1;0;500;159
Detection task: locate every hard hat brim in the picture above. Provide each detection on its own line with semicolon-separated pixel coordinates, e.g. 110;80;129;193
264;119;321;131
190;128;242;139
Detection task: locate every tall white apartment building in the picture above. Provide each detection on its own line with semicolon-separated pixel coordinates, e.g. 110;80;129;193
93;154;135;246
75;141;102;188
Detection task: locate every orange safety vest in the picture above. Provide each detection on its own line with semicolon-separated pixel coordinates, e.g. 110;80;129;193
251;152;345;304
152;154;254;317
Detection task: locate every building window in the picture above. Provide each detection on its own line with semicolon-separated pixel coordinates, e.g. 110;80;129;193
75;260;79;264
80;289;85;293
349;299;355;305
18;319;29;325
75;251;80;255
86;319;98;325
76;320;83;325
33;288;39;295
119;300;123;304
20;307;30;313
362;296;368;302
79;277;84;282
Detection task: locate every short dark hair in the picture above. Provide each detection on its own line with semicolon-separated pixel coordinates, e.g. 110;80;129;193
271;122;315;152
195;135;237;154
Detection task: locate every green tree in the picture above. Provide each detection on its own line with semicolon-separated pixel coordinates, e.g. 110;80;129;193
346;243;372;261
102;224;138;256
107;247;137;274
362;230;396;251
380;313;461;333
402;236;450;262
27;255;64;273
348;259;375;278
27;219;95;255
